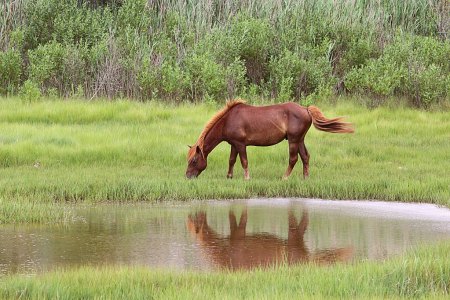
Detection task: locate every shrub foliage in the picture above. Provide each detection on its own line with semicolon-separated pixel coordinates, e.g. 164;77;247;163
1;0;450;107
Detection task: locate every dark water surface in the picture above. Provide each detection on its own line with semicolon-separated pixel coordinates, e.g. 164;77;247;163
2;198;450;275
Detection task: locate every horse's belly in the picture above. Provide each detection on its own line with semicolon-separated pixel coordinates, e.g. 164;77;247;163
246;133;286;146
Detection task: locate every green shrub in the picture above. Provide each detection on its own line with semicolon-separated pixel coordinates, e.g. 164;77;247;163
268;49;306;101
303;55;335;96
116;0;150;33
223;57;247;100
54;2;112;47
345;35;450;107
337;36;380;77
27;40;66;93
184;52;227;102
23;0;63;50
25;0;112;50
27;40;104;98
345;57;406;99
19;79;41;102
138;54;186;102
0;32;23;95
403;36;450;107
407;63;450;108
116;0;152;54
62;44;90;98
267;40;335;102
227;14;273;85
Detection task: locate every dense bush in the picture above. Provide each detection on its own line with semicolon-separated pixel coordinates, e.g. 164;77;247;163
24;0;113;50
0;30;24;95
1;0;450;107
345;35;450;107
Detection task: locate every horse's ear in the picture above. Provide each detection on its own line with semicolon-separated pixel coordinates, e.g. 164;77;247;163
188;145;192;148
196;145;201;154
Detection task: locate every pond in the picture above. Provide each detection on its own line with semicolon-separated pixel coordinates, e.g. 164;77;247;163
1;198;450;275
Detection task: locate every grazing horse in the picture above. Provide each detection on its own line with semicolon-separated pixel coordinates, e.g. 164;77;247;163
187;208;354;270
186;100;354;179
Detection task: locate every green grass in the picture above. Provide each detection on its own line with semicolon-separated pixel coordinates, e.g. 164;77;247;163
0;197;73;223
1;242;449;299
0;96;449;224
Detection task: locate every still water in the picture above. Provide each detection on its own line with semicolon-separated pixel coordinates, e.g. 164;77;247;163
2;198;450;275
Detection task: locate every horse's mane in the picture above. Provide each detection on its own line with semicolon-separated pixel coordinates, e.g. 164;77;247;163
187;99;245;162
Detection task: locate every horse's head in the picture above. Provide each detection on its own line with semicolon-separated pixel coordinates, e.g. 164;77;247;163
186;145;207;178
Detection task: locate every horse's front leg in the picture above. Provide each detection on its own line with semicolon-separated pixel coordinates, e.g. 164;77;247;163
227;144;238;179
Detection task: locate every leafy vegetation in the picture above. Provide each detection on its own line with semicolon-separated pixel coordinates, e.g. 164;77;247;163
1;0;450;107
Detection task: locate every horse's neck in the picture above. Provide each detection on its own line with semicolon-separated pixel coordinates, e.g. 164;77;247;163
202;121;224;157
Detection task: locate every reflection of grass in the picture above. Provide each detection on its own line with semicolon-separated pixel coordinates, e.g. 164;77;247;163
1;97;450;223
1;242;449;299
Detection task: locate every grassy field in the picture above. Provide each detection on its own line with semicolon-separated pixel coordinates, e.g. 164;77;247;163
1;96;449;224
1;242;449;299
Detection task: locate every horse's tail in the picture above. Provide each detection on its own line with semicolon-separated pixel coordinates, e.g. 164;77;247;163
307;106;354;133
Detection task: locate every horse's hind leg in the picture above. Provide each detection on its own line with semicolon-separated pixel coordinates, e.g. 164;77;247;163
299;140;310;179
283;142;300;180
236;143;250;179
227;144;238;179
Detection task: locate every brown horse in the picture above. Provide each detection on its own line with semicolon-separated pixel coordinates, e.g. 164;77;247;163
186;100;354;179
187;208;354;270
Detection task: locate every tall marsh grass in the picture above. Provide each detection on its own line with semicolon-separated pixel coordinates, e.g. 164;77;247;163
0;97;449;223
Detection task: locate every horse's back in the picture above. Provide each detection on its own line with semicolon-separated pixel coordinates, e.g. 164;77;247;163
223;102;311;146
229;102;309;120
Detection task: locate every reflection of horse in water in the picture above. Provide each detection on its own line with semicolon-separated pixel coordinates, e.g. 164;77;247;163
187;208;353;270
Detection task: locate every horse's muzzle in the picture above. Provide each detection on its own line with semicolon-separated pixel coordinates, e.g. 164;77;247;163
186;172;198;179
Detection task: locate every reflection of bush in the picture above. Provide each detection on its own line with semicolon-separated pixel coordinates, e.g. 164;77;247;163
1;0;450;107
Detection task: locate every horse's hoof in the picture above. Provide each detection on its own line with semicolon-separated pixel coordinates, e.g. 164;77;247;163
227;175;233;179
